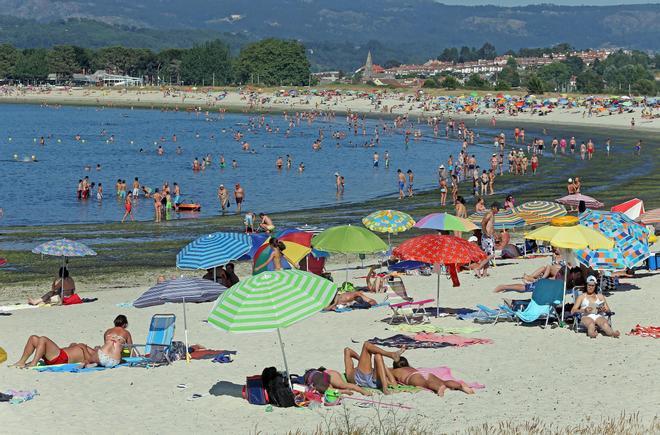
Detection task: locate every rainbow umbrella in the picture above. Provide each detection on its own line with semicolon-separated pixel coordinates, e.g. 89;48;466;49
253;230;312;275
468;210;526;230
575;210;650;271
414;212;478;232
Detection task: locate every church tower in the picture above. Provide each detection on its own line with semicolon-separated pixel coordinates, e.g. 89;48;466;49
364;50;373;80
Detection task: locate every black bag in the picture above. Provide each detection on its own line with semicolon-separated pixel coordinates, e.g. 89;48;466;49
261;367;295;408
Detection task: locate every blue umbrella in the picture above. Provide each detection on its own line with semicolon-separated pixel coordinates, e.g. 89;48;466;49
134;277;228;361
177;232;252;270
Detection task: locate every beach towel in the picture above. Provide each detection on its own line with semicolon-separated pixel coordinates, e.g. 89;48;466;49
413;333;493;347
367;335;455;349
2;389;38;405
33;357;144;373
627;325;660;338
0;304;39;312
386;324;482;335
190;349;237;360
415;367;485;390
333;301;389;313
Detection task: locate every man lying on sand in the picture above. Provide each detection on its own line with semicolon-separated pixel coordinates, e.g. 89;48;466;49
324;290;377;311
344;342;404;395
391;357;474;396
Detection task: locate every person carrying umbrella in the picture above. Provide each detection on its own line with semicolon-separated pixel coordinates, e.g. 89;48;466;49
254;238;297;273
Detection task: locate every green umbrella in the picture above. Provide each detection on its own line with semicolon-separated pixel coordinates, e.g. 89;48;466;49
312;224;388;254
312;225;388;281
207;270;336;385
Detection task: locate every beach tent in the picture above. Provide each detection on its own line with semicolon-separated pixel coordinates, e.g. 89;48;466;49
611;198;645;220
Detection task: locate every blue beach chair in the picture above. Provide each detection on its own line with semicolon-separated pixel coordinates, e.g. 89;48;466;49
499;279;564;328
126;314;176;364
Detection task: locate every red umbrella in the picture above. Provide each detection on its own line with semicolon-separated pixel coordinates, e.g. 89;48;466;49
393;235;487;316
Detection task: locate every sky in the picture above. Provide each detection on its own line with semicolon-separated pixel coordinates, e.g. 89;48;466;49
434;0;659;5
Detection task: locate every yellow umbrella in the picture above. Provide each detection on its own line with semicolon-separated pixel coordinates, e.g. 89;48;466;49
524;216;614;250
524;216;614;323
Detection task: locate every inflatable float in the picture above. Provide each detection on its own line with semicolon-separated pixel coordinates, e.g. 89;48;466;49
177;203;201;212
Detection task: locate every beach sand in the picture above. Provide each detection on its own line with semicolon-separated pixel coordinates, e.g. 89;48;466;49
1;87;658;133
1;254;659;434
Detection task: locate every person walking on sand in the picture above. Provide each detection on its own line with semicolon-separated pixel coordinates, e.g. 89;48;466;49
397;169;406;200
121;192;134;223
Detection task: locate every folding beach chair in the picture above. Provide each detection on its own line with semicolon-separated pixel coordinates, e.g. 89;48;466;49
385;276;413;302
565;287;615;333
499;279;563;328
474;304;514;325
126;314;176;365
389;299;435;325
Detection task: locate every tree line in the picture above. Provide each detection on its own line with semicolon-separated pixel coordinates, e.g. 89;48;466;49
0;38;311;86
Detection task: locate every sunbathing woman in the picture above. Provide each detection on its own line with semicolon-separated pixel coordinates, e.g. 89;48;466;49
11;336;87;368
305;367;372;396
571;276;620;339
391;357;474;397
344;342;403;395
324;291;377;311
28;267;76;305
366;266;391;292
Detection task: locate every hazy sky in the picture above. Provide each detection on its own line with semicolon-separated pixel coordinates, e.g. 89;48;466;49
434;1;659;5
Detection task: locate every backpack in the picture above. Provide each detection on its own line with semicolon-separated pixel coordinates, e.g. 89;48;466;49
243;375;269;405
261;367;295;408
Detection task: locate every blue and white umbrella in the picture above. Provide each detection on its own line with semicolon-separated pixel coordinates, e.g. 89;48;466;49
134;277;228;361
176;232;252;270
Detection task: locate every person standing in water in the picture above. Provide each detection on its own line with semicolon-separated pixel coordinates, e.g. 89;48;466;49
406;169;414;197
121;193;134;223
234;183;244;213
397;170;406;200
373;151;379;168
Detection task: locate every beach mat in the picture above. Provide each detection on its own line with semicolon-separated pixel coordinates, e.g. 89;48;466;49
33;356;144;373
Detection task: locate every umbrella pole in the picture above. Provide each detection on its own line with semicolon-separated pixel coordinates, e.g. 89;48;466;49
183;297;191;363
61;257;66;300
560;263;568;325
436;269;440;317
345;255;349;283
276;328;293;390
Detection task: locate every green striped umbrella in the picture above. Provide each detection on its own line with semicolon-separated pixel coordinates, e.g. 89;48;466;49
207;270;337;384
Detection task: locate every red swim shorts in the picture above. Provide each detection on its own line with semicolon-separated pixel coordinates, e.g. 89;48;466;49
44;349;69;365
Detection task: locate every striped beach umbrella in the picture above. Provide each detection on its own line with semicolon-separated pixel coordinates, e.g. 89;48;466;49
208;270;336;383
575;210;650;270
556;193;604;209
513;201;567;225
637;208;660;225
135;277;227;362
468;210;526;230
176;232;252;270
414;212;478;232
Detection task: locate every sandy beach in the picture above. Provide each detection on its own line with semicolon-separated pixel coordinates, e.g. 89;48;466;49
1;86;658;133
1;252;659;434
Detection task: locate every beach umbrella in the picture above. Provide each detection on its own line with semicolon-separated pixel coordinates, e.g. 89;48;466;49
177;232;252;270
556;193;604;209
414;212;478;232
638;208;660;225
32;239;97;299
134;277;227;361
611;198;645;220
362;210;415;246
468;210;526;230
393;234;487;316
575;210;650;271
312;225;387;281
513;201;567;225
252;230;312;275
525;216;614;322
207;270;336;386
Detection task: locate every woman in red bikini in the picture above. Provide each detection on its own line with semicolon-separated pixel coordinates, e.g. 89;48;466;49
11;336;87;368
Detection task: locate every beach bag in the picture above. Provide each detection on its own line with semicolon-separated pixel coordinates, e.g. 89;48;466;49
166;341;187;361
243;375;269;405
262;367;295;408
62;294;82;305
